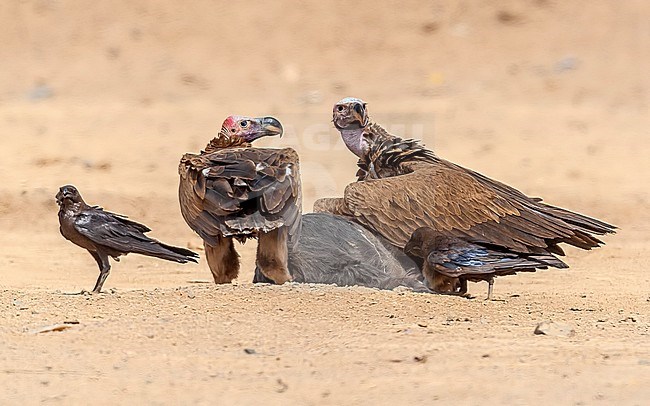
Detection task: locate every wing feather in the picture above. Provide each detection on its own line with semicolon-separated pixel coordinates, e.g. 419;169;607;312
342;162;606;254
179;147;301;245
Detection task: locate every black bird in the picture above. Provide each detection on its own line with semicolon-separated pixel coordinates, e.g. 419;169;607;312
253;213;431;293
56;185;199;293
404;227;568;299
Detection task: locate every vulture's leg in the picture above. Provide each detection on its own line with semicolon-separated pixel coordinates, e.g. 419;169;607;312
204;237;240;284
421;263;436;291
454;278;474;299
425;264;453;293
458;278;468;295
90;250;111;293
433;273;457;293
424;264;451;292
486;277;495;300
425;264;473;297
257;227;292;284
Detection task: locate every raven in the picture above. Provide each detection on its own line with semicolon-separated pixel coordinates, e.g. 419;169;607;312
56;185;199;293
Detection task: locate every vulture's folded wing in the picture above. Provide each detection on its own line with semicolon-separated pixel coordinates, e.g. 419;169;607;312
179;147;301;245
342;163;612;254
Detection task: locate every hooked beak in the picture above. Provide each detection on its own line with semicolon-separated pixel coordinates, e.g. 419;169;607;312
258;116;283;138
333;103;366;130
403;240;421;258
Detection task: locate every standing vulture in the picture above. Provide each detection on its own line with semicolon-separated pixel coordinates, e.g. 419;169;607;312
56;185;199;293
178;116;301;285
253;213;431;293
315;97;616;296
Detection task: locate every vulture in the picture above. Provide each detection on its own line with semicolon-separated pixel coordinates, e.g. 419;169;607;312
178;115;301;285
404;227;568;299
56;185;199;293
253;213;431;293
314;97;616;296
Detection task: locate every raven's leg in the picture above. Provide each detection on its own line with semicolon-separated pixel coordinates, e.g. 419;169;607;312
486;277;495;300
89;251;111;293
204;236;239;284
257;227;292;284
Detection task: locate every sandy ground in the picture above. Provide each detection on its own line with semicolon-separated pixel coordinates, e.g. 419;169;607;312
1;1;649;404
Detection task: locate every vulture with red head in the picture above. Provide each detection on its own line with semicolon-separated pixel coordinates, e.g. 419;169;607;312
315;97;615;297
179;116;301;285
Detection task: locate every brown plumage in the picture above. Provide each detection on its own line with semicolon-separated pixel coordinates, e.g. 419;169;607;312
315;97;616;294
56;185;199;293
405;227;568;299
178;115;301;284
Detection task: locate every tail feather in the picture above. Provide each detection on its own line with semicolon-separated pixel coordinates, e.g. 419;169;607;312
132;240;199;263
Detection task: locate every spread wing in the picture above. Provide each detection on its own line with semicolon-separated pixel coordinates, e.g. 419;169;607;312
179;147;301;246
341;162;612;254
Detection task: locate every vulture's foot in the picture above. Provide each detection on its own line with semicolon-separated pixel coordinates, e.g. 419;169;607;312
263;269;293;285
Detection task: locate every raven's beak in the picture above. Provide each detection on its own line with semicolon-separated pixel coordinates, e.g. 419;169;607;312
56;185;78;205
403;240;420;257
259;116;283;138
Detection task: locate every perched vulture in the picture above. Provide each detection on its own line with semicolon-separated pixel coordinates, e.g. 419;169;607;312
253;213;431;293
178;116;301;285
404;227;568;299
56;185;199;293
315;97;616;296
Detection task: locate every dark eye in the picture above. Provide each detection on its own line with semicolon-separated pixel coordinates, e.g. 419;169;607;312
240;120;248;128
337;105;344;112
353;103;364;115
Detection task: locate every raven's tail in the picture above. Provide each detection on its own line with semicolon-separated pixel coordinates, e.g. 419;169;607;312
133;239;199;263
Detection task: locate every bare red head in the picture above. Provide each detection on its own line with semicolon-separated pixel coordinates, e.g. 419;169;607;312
219;115;283;143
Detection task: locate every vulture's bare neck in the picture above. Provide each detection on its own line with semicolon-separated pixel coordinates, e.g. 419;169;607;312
340;127;366;158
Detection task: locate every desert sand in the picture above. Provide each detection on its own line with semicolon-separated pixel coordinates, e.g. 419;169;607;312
1;1;649;404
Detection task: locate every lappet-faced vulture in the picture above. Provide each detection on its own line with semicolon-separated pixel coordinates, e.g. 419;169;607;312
178;116;301;284
56;185;199;293
315;97;616;296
